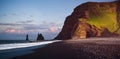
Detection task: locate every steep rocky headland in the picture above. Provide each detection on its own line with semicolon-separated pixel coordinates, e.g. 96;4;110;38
55;1;119;40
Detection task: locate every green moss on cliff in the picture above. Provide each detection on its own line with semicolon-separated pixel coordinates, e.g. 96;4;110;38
87;12;118;33
79;3;120;34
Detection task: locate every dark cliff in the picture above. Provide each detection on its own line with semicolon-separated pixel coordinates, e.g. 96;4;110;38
55;1;119;40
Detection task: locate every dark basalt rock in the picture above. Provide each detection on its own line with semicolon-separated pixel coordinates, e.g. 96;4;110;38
26;34;29;41
37;33;44;41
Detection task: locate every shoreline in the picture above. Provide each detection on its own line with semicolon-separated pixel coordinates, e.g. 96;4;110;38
15;38;120;59
0;40;60;59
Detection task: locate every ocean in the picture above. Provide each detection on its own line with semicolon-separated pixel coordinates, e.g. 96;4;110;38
0;40;61;59
0;40;29;44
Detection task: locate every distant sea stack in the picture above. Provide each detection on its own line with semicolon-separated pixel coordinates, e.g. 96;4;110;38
55;1;119;40
26;34;29;41
37;33;44;41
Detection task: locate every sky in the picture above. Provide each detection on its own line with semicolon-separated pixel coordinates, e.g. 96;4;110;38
0;0;115;40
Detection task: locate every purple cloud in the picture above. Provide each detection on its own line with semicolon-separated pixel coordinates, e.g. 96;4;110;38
23;25;48;30
0;23;21;26
19;20;34;24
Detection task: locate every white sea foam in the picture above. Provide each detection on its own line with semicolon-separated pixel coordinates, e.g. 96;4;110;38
0;40;61;51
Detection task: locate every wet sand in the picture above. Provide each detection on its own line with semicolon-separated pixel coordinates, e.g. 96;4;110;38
15;38;120;59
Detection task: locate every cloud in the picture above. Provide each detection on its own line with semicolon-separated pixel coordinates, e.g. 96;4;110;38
4;27;26;34
23;25;48;30
0;22;35;26
0;22;62;39
5;29;17;33
0;22;62;31
0;22;48;30
0;22;49;34
49;26;58;32
19;20;34;24
0;23;20;26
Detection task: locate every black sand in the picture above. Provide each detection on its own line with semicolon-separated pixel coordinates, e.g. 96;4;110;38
14;38;120;59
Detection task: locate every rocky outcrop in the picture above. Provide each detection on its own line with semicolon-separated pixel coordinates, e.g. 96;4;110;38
55;1;118;40
26;34;29;41
37;33;44;41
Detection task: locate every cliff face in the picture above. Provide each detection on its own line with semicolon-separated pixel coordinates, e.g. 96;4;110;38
55;1;119;40
116;0;120;32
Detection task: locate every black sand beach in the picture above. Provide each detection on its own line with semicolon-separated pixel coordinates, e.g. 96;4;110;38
15;38;120;59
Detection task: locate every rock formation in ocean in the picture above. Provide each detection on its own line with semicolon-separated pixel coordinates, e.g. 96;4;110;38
37;33;44;41
26;34;29;41
55;1;119;40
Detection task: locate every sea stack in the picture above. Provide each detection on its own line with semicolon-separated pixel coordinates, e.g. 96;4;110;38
55;1;119;40
37;33;44;41
26;34;29;41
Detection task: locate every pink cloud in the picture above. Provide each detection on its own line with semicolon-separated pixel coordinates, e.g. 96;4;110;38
5;28;27;34
49;26;58;32
5;29;17;33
